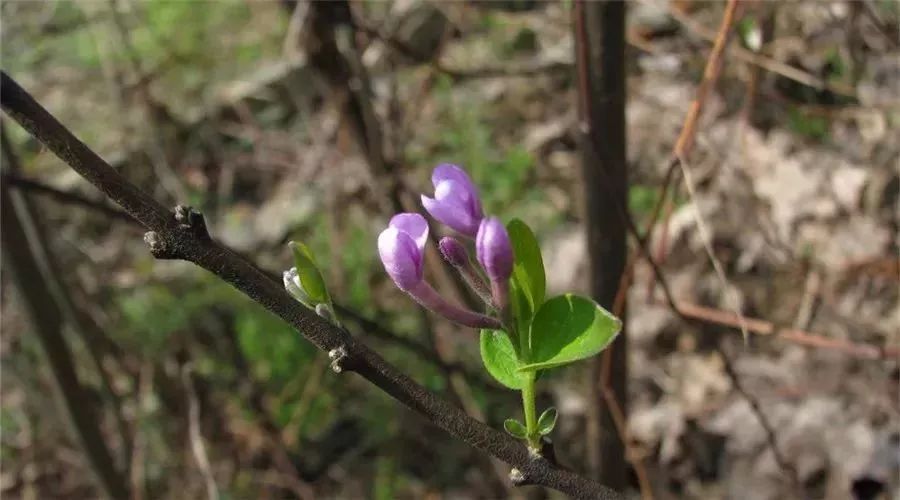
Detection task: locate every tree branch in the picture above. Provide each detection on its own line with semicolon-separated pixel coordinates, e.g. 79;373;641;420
2;171;136;225
1;71;621;500
574;0;629;489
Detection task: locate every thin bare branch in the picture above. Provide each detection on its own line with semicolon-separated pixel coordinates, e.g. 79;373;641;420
1;71;621;500
182;365;220;500
2;172;137;225
663;1;859;101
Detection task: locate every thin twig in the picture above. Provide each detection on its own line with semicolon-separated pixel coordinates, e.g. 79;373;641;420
579;2;803;492
672;300;896;359
676;154;750;342
2;70;621;500
130;362;152;500
674;0;741;160
715;344;801;492
2;172;137;225
663;0;860;101
182;364;220;500
666;1;798;488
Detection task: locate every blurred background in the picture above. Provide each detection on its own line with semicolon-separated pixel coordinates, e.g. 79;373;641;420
1;1;898;499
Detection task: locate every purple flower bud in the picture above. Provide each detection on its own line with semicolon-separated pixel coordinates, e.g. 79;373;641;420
439;236;494;305
421;164;484;237
378;213;429;291
476;217;513;283
438;236;469;267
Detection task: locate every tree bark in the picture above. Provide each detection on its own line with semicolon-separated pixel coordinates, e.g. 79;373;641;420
574;0;629;490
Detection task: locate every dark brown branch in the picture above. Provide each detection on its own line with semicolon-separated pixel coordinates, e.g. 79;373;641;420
1;71;621;500
574;0;629;489
0;167;503;387
2;172;137;224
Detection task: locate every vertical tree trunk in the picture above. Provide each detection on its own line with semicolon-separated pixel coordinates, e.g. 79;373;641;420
574;0;629;490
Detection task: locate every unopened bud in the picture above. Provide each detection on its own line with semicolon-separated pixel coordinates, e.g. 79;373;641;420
438;236;469;267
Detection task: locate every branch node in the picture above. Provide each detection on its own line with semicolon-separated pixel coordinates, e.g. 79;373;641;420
143;231;171;258
328;345;348;373
509;468;528;486
174;205;211;242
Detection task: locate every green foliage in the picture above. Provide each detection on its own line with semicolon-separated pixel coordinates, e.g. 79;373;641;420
629;185;659;219
480;329;527;389
519;294;621;372
788;107;829;141
507;218;546;322
235;308;314;386
117;279;226;353
537;407;558;436
823;48;848;80
290;241;330;307
503;418;528;438
343;223;377;311
373;457;396;500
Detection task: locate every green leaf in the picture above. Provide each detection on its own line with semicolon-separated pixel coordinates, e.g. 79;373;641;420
290;241;330;305
504;418;527;439
509;276;532;343
537;407;558;436
519;294;621;372
480;329;527;389
507;219;546;314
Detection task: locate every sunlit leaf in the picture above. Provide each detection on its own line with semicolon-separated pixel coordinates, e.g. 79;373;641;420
519;294;621;372
480;329;527;389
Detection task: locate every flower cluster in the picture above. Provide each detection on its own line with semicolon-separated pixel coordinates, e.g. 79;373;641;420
282;162;622;451
378;164;512;329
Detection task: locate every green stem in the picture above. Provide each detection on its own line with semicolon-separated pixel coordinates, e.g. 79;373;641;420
521;371;539;449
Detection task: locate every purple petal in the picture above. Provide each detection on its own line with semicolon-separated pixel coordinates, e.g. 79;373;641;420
476;217;513;282
433;164;483;220
434;179;472;206
421;194;478;236
389;212;429;252
378;226;423;291
432;163;474;189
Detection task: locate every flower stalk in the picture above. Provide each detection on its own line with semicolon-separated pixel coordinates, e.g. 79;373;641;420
439;236;494;305
521;371;540;450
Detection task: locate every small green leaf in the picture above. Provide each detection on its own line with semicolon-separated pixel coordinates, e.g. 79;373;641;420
537;407;558;436
519;294;621;372
507;219;546;313
290;241;330;305
509;276;532;344
480;329;527;389
504;418;527;439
